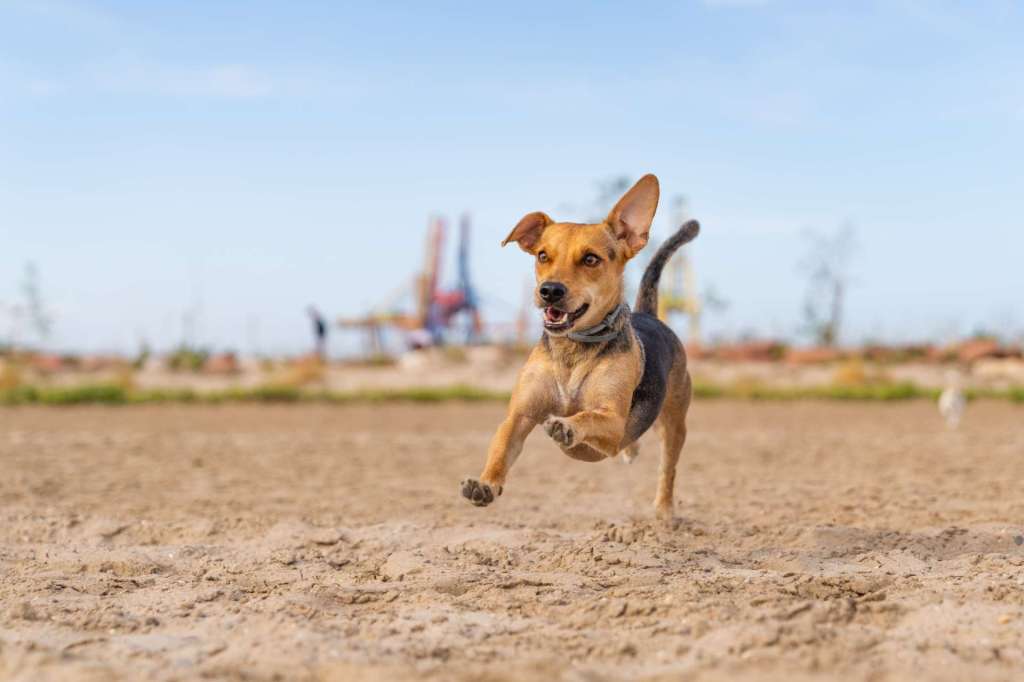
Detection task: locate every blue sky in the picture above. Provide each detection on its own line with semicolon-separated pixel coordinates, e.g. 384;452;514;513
1;0;1022;354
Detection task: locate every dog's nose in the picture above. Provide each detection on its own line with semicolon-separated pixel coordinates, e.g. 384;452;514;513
538;281;567;303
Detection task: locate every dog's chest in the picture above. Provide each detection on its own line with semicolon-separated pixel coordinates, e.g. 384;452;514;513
550;365;591;414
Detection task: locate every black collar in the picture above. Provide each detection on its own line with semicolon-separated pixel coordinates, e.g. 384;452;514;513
558;303;629;344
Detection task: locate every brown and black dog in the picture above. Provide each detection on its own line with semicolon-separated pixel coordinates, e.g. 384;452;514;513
460;174;699;519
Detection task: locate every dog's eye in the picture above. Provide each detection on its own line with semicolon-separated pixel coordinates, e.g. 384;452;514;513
537;251;549;263
582;253;601;267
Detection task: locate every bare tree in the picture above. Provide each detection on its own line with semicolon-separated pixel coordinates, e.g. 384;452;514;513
556;175;634;223
3;263;53;349
798;224;856;346
22;262;53;342
0;301;10;350
588;176;633;222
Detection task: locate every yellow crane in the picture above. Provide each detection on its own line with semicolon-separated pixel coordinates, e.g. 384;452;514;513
657;197;702;346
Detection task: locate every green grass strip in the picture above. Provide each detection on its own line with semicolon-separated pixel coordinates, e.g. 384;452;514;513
0;383;509;406
1;382;1021;406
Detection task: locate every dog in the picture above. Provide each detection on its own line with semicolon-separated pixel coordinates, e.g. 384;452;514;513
460;174;700;519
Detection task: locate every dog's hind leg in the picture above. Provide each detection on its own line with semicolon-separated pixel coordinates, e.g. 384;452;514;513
653;368;692;519
654;419;686;519
620;441;640;464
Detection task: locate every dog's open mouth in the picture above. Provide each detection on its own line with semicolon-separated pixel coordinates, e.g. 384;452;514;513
543;304;589;332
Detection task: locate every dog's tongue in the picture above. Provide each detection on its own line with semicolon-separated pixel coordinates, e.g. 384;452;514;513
545;307;566;323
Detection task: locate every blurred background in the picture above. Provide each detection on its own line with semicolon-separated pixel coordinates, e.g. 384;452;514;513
2;0;1022;398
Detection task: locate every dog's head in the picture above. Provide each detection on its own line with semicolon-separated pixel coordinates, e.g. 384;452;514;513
502;174;659;336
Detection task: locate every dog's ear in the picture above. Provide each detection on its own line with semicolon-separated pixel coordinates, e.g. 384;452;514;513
502;211;552;254
606;174;659;257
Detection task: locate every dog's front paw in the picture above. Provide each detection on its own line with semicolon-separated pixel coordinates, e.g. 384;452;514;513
460;478;501;507
544;417;575;448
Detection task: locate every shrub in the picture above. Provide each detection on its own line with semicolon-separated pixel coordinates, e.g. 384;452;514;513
166;345;210;372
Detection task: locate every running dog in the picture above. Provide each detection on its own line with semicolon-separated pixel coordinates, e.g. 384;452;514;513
460;174;699;518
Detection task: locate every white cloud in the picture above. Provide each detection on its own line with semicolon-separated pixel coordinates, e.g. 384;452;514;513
1;3;277;100
25;78;63;96
0;0;117;32
88;60;275;99
701;0;771;7
3;60;278;100
735;88;812;127
3;59;281;100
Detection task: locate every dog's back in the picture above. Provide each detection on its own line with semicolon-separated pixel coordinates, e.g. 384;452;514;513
623;312;678;445
622;220;700;446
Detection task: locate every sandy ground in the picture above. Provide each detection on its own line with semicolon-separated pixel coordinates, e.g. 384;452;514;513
1;401;1023;681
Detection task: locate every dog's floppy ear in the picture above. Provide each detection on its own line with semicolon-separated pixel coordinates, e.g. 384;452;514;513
502;211;552;254
606;174;659;257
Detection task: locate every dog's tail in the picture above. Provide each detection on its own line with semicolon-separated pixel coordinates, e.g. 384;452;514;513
634;220;700;316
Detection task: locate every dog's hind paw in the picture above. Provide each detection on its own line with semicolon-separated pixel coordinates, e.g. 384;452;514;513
460;478;500;507
621;442;639;464
543;417;575;448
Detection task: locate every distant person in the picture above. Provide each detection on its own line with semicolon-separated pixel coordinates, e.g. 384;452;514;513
307;306;327;360
408;328;433;350
938;368;966;430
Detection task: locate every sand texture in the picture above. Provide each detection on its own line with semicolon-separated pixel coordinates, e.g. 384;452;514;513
1;402;1023;680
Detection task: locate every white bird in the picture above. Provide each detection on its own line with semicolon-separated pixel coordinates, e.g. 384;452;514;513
938;370;966;429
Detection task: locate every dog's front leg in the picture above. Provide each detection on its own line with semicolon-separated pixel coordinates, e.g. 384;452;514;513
543;359;638;460
462;357;553;507
461;413;536;507
544;406;627;460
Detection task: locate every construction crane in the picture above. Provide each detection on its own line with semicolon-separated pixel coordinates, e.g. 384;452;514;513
656;197;702;346
426;214;483;344
514;279;534;348
338;214;483;354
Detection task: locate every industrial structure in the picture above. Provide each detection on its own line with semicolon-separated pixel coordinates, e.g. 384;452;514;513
338;215;482;354
338;200;702;356
655;198;702;346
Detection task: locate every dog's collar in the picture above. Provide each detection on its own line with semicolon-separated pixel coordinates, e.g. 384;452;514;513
560;303;629;344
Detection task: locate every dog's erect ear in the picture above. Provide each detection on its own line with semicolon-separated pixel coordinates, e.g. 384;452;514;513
502;211;553;254
606;174;659;256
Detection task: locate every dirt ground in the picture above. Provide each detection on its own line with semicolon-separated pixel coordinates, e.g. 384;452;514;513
1;401;1023;681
